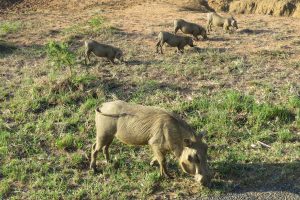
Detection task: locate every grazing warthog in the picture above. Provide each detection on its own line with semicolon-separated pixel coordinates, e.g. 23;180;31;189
84;40;123;64
156;31;194;54
207;12;238;33
90;100;211;186
174;19;208;40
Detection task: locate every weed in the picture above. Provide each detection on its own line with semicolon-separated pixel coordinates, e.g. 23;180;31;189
88;16;105;28
0;21;22;36
277;129;294;142
56;134;77;151
46;41;76;77
229;57;250;74
0;179;11;199
259;49;290;59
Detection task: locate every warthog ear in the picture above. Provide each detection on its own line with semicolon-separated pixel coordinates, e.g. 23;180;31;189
183;138;192;147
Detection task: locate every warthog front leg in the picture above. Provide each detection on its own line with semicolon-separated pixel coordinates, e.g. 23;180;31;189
85;48;92;65
206;22;212;33
193;33;199;41
150;158;158;166
156;41;164;54
174;27;180;34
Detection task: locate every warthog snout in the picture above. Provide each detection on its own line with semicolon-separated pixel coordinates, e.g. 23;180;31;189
188;38;194;47
195;174;211;187
179;134;211;186
232;20;238;29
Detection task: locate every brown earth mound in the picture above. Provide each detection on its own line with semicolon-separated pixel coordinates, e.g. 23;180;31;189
172;0;214;12
208;0;232;11
229;0;300;17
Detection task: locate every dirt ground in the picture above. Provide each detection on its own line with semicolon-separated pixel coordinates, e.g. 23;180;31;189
2;0;300;101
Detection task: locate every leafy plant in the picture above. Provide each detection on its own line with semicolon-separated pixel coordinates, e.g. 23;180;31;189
46;41;76;77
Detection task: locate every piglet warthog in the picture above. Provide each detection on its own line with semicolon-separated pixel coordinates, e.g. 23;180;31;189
207;12;238;33
90;100;211;186
174;19;207;40
156;31;194;54
84;40;123;64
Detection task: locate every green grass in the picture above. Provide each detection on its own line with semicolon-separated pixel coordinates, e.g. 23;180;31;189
1;69;299;198
0;21;22;36
61;15;118;42
258;49;290;59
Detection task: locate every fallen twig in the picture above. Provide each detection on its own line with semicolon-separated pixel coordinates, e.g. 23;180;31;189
257;141;271;148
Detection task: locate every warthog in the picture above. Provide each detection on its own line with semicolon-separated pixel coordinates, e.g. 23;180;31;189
174;19;208;40
156;31;194;54
84;40;123;64
90;100;211;186
207;12;238;33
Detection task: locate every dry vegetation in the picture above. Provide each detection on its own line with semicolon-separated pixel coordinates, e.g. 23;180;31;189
0;0;299;199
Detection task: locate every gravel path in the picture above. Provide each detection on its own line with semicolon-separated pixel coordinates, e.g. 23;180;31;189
204;191;300;200
203;184;300;200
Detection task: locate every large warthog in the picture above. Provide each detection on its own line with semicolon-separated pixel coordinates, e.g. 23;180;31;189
90;100;211;186
207;12;238;33
174;19;208;40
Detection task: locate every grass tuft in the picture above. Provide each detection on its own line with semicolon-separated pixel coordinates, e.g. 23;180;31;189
0;21;22;36
56;134;78;151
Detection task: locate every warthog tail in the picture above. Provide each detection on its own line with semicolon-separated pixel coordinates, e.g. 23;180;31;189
95;108;131;118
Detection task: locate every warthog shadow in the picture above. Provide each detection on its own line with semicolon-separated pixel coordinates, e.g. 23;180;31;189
0;40;18;57
239;29;272;35
124;59;162;66
189;47;228;53
207;37;230;42
210;162;300;195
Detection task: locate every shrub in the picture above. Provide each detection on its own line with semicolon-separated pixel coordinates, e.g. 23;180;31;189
46;41;76;77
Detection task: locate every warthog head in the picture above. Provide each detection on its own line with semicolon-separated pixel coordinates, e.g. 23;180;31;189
186;37;194;47
231;18;238;29
201;28;208;40
116;50;124;62
179;132;211;186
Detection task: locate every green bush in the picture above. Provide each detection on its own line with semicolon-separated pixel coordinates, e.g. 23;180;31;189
46;41;76;77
